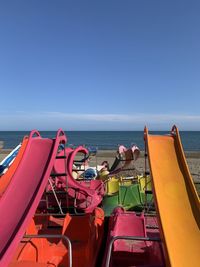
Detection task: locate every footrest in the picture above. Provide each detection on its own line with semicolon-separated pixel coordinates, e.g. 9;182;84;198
56;155;66;159
50;173;66;177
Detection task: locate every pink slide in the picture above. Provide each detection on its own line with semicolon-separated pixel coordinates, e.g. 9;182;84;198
54;146;105;213
0;129;66;267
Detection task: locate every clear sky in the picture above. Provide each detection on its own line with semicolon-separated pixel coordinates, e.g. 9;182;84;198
0;0;200;130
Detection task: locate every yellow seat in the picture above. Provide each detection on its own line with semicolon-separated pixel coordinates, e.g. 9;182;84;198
138;175;151;192
106;177;119;195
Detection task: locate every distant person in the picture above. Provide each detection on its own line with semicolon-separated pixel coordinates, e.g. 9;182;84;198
99;161;110;180
101;161;109;170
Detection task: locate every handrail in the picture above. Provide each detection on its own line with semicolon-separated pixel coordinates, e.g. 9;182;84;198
24;234;72;267
171;125;178;135
56;129;67;143
105;235;161;267
144;125;149;141
29;130;41;139
171;125;200;209
143;126;150;211
67;146;89;174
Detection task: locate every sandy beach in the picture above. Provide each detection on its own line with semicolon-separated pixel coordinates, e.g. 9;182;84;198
1;149;199;194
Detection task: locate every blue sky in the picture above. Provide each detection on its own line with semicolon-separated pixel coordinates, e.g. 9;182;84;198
0;0;200;130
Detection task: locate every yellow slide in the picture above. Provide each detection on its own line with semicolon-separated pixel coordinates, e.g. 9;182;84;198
145;125;200;267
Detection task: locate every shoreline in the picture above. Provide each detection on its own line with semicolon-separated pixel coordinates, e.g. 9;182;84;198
1;148;200;158
1;147;200;155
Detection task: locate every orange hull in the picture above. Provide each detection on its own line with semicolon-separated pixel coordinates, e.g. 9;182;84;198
0;137;28;196
10;208;104;267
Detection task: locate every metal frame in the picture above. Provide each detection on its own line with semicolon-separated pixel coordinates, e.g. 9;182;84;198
48;178;64;214
105;235;161;267
24;234;72;267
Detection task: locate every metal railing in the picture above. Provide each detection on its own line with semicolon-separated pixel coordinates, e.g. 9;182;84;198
105;235;161;267
24;234;72;267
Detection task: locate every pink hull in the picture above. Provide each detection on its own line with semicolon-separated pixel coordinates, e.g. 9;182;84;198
53;146;105;213
103;208;164;267
0;130;66;267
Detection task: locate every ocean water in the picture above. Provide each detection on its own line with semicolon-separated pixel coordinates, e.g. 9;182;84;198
0;131;200;151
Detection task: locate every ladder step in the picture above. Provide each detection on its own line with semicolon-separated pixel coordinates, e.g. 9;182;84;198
50;173;66;177
56;155;67;159
74;159;87;163
146;225;159;229
47;207;67;211
46;191;67;195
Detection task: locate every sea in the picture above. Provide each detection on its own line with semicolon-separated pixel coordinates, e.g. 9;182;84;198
0;131;200;151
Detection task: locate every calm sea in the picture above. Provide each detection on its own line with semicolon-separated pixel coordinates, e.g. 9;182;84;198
0;131;200;151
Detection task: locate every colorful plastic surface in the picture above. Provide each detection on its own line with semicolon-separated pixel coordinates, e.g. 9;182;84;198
145;125;200;267
0;138;28;196
0;129;66;267
54;146;105;213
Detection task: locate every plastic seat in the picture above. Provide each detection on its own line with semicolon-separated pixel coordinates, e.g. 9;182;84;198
11;219;68;267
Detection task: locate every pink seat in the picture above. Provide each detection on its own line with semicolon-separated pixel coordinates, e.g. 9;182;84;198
103;208;164;267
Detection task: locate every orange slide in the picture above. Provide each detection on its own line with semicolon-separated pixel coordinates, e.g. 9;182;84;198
0;137;28;196
145;125;200;267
